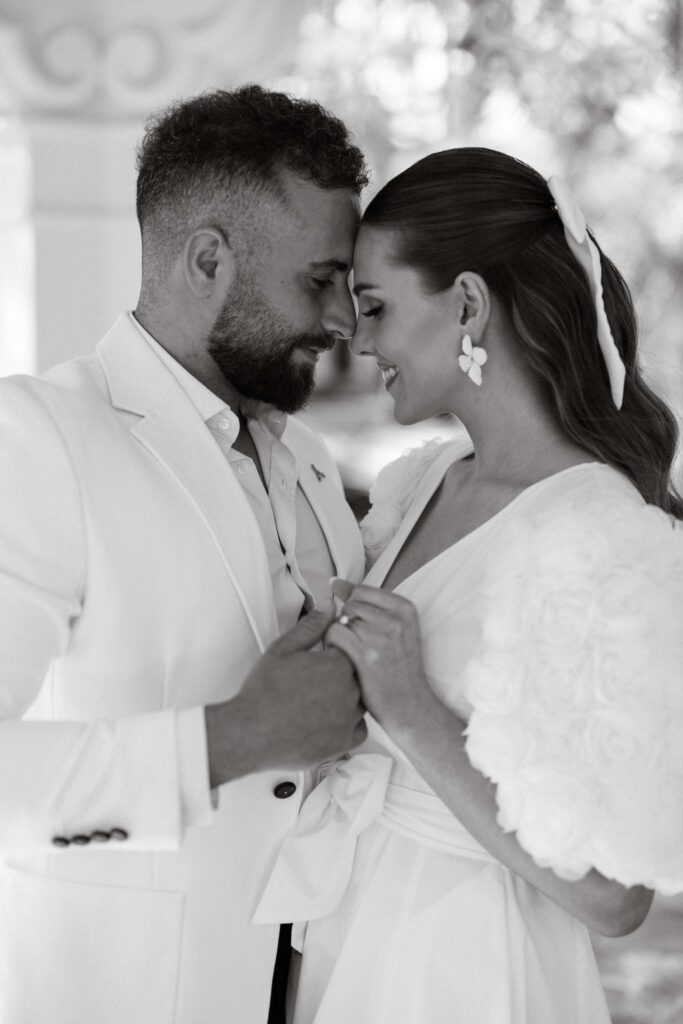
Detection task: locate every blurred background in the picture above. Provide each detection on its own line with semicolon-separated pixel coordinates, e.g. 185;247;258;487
0;1;682;1019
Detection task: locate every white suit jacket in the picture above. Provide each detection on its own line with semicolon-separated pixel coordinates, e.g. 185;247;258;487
0;314;365;1024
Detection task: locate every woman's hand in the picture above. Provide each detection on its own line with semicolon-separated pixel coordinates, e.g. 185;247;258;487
325;579;440;733
326;587;653;938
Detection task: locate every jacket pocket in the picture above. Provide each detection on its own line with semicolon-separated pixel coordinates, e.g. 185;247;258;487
0;863;184;1024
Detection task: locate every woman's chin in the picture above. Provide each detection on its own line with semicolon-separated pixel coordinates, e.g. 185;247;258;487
392;404;421;426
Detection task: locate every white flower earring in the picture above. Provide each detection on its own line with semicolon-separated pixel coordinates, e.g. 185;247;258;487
458;334;488;387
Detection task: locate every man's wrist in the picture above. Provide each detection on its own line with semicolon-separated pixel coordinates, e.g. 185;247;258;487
204;695;263;788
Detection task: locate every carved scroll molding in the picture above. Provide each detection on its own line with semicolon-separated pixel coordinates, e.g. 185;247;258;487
0;0;309;117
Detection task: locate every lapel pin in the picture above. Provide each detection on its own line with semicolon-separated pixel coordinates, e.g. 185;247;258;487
311;463;326;482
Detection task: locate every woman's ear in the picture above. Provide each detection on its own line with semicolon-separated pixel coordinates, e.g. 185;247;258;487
452;271;491;339
183;227;236;300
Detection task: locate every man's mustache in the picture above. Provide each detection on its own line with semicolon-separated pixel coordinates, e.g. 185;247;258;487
292;334;337;353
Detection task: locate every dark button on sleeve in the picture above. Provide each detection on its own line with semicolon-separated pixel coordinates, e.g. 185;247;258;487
52;836;70;848
273;781;297;799
71;834;91;846
90;830;111;843
109;828;129;841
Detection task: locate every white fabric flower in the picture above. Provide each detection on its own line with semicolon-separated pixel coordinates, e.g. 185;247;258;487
358;504;403;557
457;335;488;386
360;438;455;562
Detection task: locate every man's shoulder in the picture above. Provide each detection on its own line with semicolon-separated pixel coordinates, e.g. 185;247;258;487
0;350;114;454
0;351;110;431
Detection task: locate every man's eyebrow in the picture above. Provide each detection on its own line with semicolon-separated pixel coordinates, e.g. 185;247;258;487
308;259;350;272
352;281;380;296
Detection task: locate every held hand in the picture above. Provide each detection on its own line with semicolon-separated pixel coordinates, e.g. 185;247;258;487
326;579;438;733
205;606;367;786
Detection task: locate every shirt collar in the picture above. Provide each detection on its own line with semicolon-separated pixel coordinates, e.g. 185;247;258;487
127;312;288;440
239;398;288;440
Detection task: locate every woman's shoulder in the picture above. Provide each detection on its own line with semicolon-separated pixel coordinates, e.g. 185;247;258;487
475;463;683;697
495;462;680;571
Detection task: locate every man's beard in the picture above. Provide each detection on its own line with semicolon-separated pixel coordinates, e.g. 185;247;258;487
207;280;334;414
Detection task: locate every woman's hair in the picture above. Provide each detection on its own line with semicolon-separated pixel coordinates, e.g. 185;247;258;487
363;147;683;518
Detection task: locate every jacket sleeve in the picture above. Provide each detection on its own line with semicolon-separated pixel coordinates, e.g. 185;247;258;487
0;380;214;852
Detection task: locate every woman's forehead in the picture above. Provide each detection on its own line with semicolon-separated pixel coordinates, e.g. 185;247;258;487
353;225;397;268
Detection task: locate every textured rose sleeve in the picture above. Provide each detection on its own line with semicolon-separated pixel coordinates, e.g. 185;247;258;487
462;491;683;895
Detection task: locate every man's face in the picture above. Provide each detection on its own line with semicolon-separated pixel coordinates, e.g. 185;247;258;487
207;171;360;413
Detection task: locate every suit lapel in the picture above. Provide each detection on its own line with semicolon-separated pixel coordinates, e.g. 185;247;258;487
97;315;278;650
284;423;365;583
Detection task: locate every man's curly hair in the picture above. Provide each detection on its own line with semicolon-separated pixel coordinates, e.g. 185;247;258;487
136;84;368;231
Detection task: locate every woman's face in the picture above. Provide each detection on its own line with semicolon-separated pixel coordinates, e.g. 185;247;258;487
351;226;460;424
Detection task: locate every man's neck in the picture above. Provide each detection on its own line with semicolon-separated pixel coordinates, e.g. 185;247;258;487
133;307;242;408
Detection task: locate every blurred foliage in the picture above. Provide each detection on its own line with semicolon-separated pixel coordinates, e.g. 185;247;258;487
275;0;683;412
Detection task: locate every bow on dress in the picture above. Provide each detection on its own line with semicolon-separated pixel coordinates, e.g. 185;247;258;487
253;753;393;928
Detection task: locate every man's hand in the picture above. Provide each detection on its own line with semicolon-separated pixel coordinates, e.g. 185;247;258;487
205;606;367;787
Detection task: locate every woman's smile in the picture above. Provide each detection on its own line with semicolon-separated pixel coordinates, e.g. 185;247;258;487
377;363;399;389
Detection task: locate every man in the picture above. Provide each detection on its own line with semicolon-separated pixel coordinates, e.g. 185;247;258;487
0;86;368;1024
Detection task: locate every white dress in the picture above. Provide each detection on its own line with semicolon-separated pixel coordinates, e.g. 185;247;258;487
255;440;683;1024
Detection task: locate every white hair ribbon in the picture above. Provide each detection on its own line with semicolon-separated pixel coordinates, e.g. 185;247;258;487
547;176;626;410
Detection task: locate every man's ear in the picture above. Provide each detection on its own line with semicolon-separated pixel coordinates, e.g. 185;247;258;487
451;271;491;339
183;227;235;299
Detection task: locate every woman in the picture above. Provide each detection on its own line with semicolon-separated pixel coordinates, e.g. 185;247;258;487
255;149;683;1022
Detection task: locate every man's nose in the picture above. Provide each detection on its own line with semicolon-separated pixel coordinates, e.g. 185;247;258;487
322;283;357;341
349;322;374;357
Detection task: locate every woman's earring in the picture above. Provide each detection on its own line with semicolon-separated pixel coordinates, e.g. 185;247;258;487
458;334;488;387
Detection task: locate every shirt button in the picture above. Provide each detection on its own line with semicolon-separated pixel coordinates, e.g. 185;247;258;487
218;417;231;431
273;781;297;799
237;463;249;476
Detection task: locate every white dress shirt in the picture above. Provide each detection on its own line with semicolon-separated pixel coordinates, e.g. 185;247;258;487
130;314;336;633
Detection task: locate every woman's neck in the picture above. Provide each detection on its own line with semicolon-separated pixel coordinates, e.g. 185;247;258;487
457;392;596;489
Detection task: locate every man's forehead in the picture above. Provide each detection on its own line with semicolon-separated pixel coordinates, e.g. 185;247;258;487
278;169;359;217
269;183;360;263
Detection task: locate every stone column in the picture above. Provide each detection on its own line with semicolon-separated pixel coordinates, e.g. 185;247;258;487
0;0;308;374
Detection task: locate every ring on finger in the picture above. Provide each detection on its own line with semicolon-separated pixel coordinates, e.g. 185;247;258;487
337;612;359;628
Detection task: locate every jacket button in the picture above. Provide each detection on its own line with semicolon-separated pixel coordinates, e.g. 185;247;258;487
91;830;111;842
109;828;129;841
52;836;70;847
273;781;297;799
71;834;91;845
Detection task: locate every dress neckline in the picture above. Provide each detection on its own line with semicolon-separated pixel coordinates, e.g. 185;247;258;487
366;455;612;592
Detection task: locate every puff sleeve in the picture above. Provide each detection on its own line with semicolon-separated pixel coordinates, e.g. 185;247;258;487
462;486;683;894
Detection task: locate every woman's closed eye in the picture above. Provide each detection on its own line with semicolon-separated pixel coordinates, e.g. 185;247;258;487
362;305;383;318
310;277;333;290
